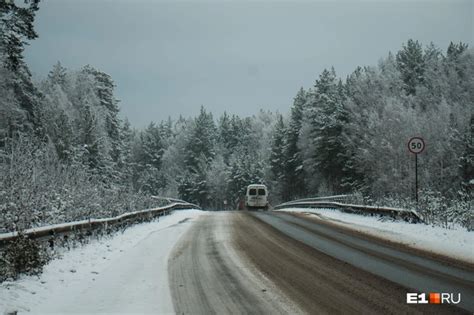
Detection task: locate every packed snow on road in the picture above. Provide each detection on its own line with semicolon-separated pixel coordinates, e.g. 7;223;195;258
278;208;473;263
0;209;204;314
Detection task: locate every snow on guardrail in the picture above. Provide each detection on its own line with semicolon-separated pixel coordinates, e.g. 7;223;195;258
0;200;200;247
276;195;355;208
274;198;423;223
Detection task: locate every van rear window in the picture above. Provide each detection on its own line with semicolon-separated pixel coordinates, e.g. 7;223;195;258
258;189;266;195
249;189;257;195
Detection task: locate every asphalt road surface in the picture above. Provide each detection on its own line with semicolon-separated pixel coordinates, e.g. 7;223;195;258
168;211;473;314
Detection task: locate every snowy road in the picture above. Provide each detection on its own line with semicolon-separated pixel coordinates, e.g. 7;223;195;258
170;211;473;314
1;209;473;314
252;211;474;313
169;212;301;314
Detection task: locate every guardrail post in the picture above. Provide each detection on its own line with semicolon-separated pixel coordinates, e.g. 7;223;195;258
48;238;54;250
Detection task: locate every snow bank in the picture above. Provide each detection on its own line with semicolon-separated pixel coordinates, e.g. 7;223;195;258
0;209;205;314
278;208;473;264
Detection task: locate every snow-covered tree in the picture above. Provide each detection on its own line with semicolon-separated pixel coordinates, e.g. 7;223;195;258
269;114;286;201
283;88;307;200
0;0;40;72
304;68;349;194
396;39;425;95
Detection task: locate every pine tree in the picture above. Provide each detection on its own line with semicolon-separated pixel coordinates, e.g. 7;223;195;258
139;123;164;170
446;42;469;64
0;67;22;142
342;65;390;193
309;68;348;193
184;106;216;172
133;123;165;194
283;88;306;200
0;0;40;72
82;66;122;163
269;114;286;200
218;111;233;163
53;110;74;161
179;106;216;206
379;52;404;98
80;101;101;170
206;154;230;209
38;64;77;162
417;42;445;110
159;117;173;146
444;42;470;104
0;1;42;137
47;61;67;87
396;39;425;95
117;118;135;184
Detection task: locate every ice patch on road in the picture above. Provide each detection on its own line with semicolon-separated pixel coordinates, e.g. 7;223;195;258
0;209;204;314
278;208;473;264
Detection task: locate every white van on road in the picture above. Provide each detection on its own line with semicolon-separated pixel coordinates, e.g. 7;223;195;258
245;184;269;210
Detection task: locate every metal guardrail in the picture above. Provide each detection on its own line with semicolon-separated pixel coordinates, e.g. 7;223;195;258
276;194;355;208
151;196;190;204
0;201;200;248
274;198;423;223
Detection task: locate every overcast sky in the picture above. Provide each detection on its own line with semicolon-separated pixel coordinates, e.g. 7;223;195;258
26;0;473;127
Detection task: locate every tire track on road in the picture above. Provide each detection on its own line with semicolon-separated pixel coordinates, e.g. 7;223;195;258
168;212;300;315
235;212;468;314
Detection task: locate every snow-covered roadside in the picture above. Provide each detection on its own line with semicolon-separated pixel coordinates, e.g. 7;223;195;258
0;209;205;314
278;208;473;264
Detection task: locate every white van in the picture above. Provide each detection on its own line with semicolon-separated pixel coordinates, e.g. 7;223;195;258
245;184;269;210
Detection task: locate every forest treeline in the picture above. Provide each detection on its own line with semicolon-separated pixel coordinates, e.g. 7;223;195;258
0;1;472;231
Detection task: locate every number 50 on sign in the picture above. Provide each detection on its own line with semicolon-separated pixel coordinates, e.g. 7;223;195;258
408;137;425;154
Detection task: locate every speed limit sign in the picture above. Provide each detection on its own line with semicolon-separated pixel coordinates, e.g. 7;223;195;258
408;137;425;154
408;136;425;205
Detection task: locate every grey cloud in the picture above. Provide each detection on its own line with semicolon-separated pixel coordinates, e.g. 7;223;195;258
26;0;473;126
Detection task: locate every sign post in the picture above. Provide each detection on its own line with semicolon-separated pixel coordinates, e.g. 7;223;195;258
408;137;425;204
